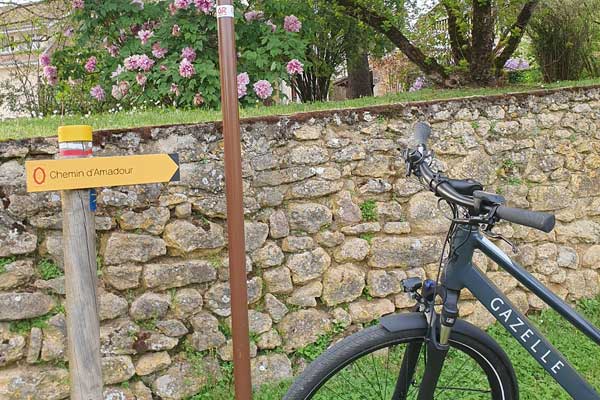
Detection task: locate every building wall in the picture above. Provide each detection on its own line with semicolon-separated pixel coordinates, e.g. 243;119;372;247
1;85;600;398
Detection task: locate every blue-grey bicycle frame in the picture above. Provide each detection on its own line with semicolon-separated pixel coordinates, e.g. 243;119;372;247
445;226;600;400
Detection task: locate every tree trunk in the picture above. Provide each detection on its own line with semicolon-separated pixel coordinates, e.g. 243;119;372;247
470;0;495;85
347;51;373;99
336;0;450;85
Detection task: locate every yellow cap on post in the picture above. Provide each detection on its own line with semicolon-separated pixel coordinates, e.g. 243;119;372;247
58;125;93;143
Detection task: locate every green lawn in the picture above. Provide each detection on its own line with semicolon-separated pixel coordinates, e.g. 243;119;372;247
193;296;600;400
2;78;600;141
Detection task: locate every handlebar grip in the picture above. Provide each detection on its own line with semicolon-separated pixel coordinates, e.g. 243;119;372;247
495;206;555;233
414;122;431;145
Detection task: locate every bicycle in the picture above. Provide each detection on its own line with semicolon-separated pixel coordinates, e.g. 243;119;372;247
283;122;600;400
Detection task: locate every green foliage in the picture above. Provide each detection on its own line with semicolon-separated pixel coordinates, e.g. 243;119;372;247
138;315;159;331
507;177;523;186
8;302;65;334
360;200;378;222
182;340;208;377
528;0;600;82
359;233;374;244
9;315;51;334
295;323;345;362
219;321;232;339
0;257;16;274
38;259;63;280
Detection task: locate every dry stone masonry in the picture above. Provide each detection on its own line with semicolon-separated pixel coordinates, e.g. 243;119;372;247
1;85;600;399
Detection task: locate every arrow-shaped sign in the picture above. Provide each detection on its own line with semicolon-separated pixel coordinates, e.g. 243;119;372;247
25;153;180;193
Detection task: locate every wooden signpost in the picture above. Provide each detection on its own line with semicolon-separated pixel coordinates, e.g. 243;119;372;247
28;125;179;400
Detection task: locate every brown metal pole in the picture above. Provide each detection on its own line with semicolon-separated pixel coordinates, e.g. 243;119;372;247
216;1;253;399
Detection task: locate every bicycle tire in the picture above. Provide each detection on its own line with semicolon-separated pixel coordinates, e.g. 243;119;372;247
284;313;519;400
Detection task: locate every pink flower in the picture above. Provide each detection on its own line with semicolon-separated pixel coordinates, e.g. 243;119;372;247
90;85;106;101
286;59;303;75
194;0;213;14
111;65;125;78
172;24;181;36
136;73;147;87
266;20;277;32
170;83;180;96
152;42;167;59
193;93;205;106
160;64;168;72
84;56;97;73
137;29;154;45
137;55;155;72
237;72;250;86
124;55;139;71
253;80;273;100
245;11;264;21
124;54;154;72
39;53;51;67
43;66;58;86
237;84;247;98
284;15;301;33
168;2;177;15
119;80;130;95
174;0;191;10
179;58;195;78
181;47;196;62
237;72;250;98
106;45;120;57
72;0;84;9
111;85;124;100
64;27;74;37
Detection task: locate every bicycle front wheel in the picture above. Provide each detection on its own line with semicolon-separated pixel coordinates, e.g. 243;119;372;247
284;313;518;400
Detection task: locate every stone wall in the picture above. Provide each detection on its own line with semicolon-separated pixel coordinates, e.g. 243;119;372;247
1;85;600;399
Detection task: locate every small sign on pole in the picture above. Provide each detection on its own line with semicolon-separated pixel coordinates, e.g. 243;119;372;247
25;153;180;192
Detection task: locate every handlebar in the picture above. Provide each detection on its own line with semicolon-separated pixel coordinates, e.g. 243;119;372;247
407;123;555;233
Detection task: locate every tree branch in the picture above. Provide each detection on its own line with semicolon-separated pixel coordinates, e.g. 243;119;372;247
442;0;470;64
494;0;540;74
336;0;449;84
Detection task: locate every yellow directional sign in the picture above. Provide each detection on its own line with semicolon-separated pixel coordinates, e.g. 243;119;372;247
26;153;180;193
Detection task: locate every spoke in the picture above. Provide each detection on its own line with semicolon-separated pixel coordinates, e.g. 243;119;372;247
434;350;475;397
320;383;351;400
328;365;366;396
383;346;391;400
370;352;384;398
352;355;381;397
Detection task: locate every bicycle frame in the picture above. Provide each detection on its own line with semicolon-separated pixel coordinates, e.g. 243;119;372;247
443;225;600;399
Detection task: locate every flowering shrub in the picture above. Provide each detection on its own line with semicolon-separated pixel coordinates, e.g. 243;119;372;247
49;0;307;112
409;77;426;92
504;58;530;71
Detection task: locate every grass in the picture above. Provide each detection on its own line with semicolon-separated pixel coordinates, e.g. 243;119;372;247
2;78;600;141
187;296;600;400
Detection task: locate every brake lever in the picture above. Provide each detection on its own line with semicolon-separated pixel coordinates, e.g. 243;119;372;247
483;229;519;254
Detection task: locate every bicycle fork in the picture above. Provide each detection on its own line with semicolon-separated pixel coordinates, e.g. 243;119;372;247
391;284;460;400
